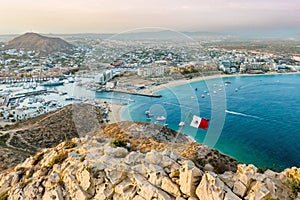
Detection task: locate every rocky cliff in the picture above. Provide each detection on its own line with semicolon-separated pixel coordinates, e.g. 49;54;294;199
0;104;299;199
0;133;299;199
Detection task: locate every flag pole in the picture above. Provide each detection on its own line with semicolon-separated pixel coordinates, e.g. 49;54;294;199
173;109;193;143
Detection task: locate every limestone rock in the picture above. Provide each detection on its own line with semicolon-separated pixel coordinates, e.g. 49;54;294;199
161;177;181;197
179;160;203;197
196;172;225;200
0;136;298;200
245;181;271;200
196;172;241;200
233;180;247;197
203;163;214;172
145;150;163;165
124;151;144;166
236;164;257;188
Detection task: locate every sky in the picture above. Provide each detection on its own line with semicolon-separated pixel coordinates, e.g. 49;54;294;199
0;0;300;34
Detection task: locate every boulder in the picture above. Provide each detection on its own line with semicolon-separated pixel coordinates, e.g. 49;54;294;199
245;181;271;200
161;177;181;197
236;164;257;188
145;150;163;165
124;151;145;166
179;160;203;197
114;178;137;199
196;172;241;200
233;180;247;197
196;172;225;200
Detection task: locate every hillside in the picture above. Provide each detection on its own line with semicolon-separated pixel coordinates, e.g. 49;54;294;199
0;136;299;199
0;103;103;171
0;104;300;199
3;32;74;55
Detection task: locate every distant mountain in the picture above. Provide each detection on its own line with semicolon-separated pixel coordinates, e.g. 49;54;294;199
60;29;300;41
3;32;74;55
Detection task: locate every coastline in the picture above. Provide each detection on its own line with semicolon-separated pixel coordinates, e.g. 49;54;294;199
109;71;300;125
148;72;300;94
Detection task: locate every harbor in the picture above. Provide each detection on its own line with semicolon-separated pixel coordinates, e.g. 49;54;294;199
0;73;155;125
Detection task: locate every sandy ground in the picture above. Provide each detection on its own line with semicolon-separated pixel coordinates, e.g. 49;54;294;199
108;103;125;124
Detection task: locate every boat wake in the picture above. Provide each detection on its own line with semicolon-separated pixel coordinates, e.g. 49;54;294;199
225;110;261;120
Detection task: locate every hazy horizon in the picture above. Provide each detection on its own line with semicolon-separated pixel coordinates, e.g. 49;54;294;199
0;0;300;35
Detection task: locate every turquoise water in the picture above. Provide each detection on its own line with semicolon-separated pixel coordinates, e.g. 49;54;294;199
114;74;300;171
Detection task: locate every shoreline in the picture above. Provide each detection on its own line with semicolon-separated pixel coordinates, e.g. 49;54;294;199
109;72;300;125
148;72;300;94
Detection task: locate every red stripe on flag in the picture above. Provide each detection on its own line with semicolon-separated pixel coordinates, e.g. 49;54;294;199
199;118;209;130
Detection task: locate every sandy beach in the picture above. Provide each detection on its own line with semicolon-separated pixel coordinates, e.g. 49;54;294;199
147;72;300;93
108;102;125;124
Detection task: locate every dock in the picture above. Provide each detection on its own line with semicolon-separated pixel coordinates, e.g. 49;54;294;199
4;89;58;106
108;89;162;98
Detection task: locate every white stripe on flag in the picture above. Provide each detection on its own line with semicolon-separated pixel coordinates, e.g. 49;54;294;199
190;115;202;128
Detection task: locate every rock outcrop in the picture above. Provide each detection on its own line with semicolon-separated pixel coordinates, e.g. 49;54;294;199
0;136;299;200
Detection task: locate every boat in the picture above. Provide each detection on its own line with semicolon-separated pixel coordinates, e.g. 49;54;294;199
145;110;150;115
179;121;185;127
164;124;168;127
67;77;75;83
96;88;105;92
147;113;154;117
224;80;231;84
156;116;166;121
235;88;238;92
127;98;135;102
146;117;152;120
201;94;205;98
42;78;64;87
59;91;67;96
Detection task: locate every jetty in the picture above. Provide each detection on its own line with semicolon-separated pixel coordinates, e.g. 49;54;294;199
108;89;162;98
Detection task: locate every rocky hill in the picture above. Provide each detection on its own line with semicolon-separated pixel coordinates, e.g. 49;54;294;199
0;103;103;171
0;136;299;199
0;104;300;199
3;32;74;55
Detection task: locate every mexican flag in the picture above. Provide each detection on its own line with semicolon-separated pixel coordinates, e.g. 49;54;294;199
190;115;209;130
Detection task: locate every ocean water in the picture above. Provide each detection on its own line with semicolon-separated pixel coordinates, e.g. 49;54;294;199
118;74;300;171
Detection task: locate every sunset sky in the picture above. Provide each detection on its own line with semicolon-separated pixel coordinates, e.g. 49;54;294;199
0;0;299;34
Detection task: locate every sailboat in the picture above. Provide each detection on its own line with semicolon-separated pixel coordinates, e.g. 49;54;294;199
156;116;166;121
179;121;185;127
